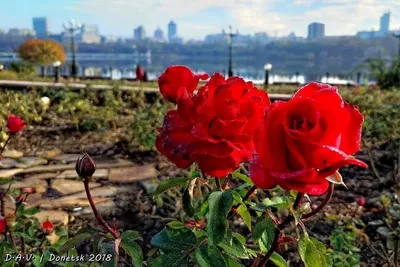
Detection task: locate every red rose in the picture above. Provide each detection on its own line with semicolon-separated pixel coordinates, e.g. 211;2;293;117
158;65;209;104
156;67;270;177
0;218;6;233
7;114;26;133
356;196;366;207
41;219;54;233
250;82;367;195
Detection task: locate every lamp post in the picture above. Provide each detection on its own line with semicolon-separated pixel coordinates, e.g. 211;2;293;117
264;64;272;87
224;26;237;77
392;29;400;63
63;19;82;78
53;61;61;83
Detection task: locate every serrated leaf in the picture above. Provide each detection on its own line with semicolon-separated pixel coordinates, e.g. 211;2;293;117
58;233;92;254
150;253;187;267
152;177;193;196
298;236;327;267
252;214;276;243
231;171;253;185
223;255;245;267
207;191;233;246
270;252;288;267
237;205;252;231
183;179;195;217
195;244;227;267
121;241;143;267
218;236;249;259
167;221;185;229
151;227;196;252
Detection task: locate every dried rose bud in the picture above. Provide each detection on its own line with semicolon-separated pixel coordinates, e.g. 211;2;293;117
22;187;35;194
76;153;96;179
41;219;54;234
0;217;6;233
356;196;366;207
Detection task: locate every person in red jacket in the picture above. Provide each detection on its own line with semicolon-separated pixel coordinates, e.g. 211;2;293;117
136;64;144;81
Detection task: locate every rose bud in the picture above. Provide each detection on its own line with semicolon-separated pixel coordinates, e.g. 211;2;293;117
6;114;26;134
22;187;35;194
356;196;366;207
15;194;26;205
0;217;6;233
76;153;96;179
41;219;54;234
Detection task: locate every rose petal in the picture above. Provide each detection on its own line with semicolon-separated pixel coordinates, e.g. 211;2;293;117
249;156;276;189
339;104;363;155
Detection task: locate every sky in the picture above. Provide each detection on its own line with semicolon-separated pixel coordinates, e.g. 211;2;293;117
1;0;399;40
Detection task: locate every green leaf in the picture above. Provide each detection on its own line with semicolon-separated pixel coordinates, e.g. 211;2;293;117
58;232;92;254
120;231;144;267
150;253;187;267
252;214;276;243
218;236;249;259
32;251;51;267
183;180;195;217
231;171;253;185
151;227;196;252
197;198;209;219
121;241;143;267
100;242;118;267
24;207;40;215
270;252;288;267
223;255;245;267
152;177;193;196
298;236;328;267
207;191;233;246
167;221;185;229
237;205;252;231
55;226;68;237
195;244;227;267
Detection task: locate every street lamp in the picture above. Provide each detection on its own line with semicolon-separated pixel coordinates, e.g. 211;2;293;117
224;26;237;77
53;61;61;83
392;29;400;63
264;63;272;86
63;19;82;78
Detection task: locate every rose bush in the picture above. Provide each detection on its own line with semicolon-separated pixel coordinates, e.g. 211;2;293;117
156;65;270;177
250;82;368;195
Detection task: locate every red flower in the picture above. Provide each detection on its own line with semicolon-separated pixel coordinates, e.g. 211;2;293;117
7;114;26;133
250;82;367;195
156;67;270;177
41;219;54;233
356;196;366;207
158;65;209;104
0;218;6;233
22;187;35;194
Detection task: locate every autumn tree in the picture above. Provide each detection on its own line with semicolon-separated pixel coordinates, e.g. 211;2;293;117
18;39;66;76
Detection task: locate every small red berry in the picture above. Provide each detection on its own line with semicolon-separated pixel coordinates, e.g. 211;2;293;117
6;114;26;133
0;218;6;233
356;196;366;207
41;219;54;234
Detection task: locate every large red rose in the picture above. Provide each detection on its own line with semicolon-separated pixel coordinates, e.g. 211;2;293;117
158;65;209;104
156;66;270;177
7;114;26;133
250;82;367;195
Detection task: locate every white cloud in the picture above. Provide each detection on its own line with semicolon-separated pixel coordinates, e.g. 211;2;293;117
67;0;400;39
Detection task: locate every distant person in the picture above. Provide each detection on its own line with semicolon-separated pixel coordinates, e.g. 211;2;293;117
136;64;144;81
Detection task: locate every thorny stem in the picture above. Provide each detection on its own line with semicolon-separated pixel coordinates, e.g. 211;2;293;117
302;183;334;219
215;178;222;191
83;180;119;240
253;193;304;267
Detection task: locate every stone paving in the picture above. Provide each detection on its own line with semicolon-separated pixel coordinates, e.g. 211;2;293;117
0;149;159;227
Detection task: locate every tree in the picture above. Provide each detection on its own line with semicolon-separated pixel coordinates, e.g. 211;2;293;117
357;58;400;90
18;39;66;76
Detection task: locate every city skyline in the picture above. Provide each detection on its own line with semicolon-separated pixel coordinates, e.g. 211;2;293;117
0;0;399;40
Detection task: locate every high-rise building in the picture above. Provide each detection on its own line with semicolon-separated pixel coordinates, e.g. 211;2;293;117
77;24;101;44
168;21;177;42
380;12;390;33
154;27;165;42
307;22;325;40
32;17;48;38
134;26;146;40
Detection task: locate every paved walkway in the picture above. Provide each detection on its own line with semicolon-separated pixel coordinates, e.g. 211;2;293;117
0;149;159;227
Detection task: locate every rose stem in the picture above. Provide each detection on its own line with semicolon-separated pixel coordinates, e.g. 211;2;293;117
215;178;222;191
0;134;12;155
228;185;257;218
302;183;334;219
252;193;304;267
83;180;119;239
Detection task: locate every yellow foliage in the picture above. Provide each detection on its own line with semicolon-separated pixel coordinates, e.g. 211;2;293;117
18;38;66;65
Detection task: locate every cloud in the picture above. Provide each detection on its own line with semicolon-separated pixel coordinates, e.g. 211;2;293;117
66;0;400;39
